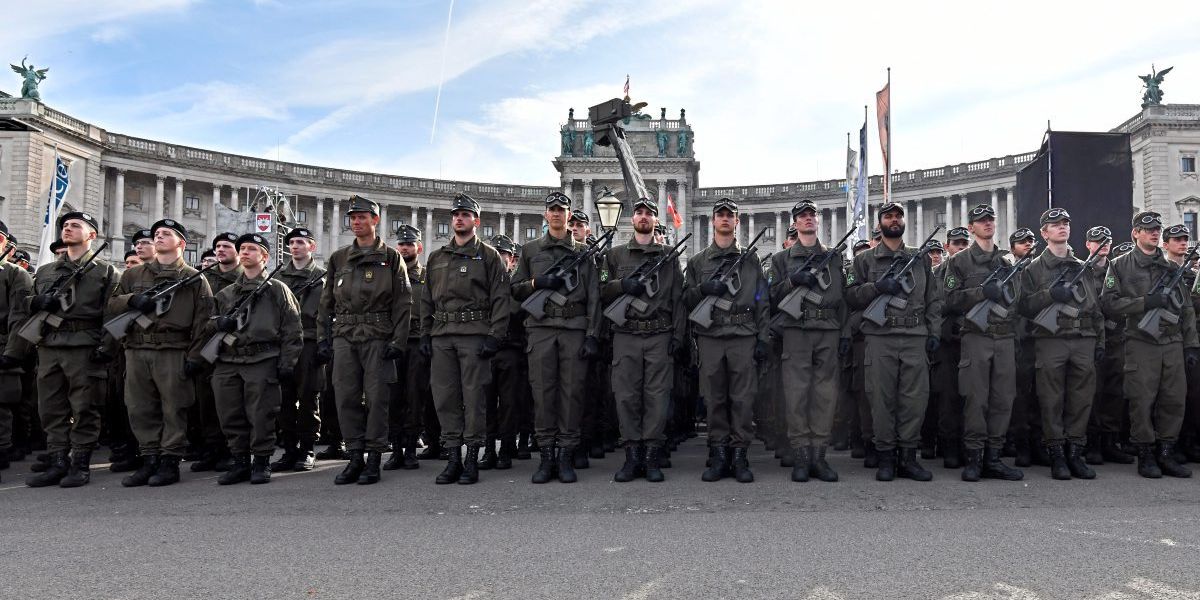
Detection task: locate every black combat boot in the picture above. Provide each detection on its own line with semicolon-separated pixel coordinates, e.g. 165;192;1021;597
1157;442;1192;478
495;436;514;470
189;446;220;472
863;445;879;469
920;437;936;460
382;435;405;471
1066;443;1095;479
58;450;93;488
657;445;671;469
644;445;665;483
110;447;143;473
1014;437;1032;468
478;437;497;471
850;436;866;459
121;455;160;487
26;450;68;488
148;455;181;487
732;447;753;483
573;446;589;470
898;448;933;481
780;446;795;468
1137;444;1162;478
532;446;556;484
981;446;1024;481
458;443;480;484
702;446;728;482
401;436;420;470
875;448;896;481
810;446;838;482
588;442;605;460
613;445;641;483
1031;437;1052;467
1084;435;1104;465
1100;433;1134;464
1047;444;1071;480
358;451;382;485
435;446;463;484
250;455;272;484
790;447;811;482
416;439;441;460
316;441;348;461
272;434;299;471
516;433;532;460
218;454;252;485
335;452;365;485
961;449;983;482
212;446;233;472
558;447;578;483
295;439;316;471
942;438;962;469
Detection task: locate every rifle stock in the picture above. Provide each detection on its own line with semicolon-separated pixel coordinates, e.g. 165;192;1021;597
520;228;615;320
603;233;691;326
16;241;109;344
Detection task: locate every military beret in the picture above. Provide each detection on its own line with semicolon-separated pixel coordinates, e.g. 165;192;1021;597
200;249;215;260
852;239;871;252
490;234;516;254
236;233;270;254
152;218;188;241
1039;207;1070;226
632;197;659;215
211;231;238;248
123;249;138;260
1163;223;1190;240
1132;211;1162;229
284;227;315;243
131;228;153;244
49;239;66;253
967;204;996;223
790;200;817;217
545;192;571;209
346;195;379;216
395;224;421;243
1009;227;1036;244
450;192;480;215
877;202;904;220
57;211;99;232
1086;226;1112;242
569;209;590;224
714;197;740;215
0;220;8;237
947;227;970;241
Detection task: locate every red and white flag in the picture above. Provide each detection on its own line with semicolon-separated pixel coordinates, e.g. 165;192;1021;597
666;193;683;229
623;74;630;99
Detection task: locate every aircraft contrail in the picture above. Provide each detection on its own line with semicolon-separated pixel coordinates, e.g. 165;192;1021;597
430;0;456;144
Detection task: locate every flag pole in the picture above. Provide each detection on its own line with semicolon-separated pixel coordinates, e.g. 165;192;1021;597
885;67;891;204
863;104;868;216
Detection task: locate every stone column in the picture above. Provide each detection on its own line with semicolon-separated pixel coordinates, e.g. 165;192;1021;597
380;202;390;238
945;196;953;229
960;194;968;227
563;180;572;199
916;199;924;241
693;214;703;247
676;181;688;239
333;197;343;249
111;170;126;256
990;189;1000;239
582;179;594;221
747;212;756;244
657;180;667;226
315;197;326;258
499;212;507;237
153;176;165;220
411;206;418;231
831;207;840;243
424;208;434;257
173;178;184;222
775;211;783;250
1007;187;1017;238
513;214;521;243
230;187;239;213
209;184;219;246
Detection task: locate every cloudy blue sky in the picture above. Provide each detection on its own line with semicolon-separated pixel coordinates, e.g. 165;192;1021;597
4;1;1200;187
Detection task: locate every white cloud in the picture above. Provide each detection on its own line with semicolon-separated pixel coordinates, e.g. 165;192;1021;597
0;0;191;51
89;25;128;44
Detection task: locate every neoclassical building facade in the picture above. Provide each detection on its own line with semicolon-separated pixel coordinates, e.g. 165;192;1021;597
1;91;1198;266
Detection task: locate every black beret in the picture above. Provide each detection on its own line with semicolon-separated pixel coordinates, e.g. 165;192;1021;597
236;233;271;254
152;218;188;241
284;227;315;243
211;231;238;248
131;228;153;244
123;249;138;260
58;211;99;232
200;249;215;260
49;239;66;253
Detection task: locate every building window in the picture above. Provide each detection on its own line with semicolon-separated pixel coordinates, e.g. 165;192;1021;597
296;210;307;223
482;225;494;238
764;227;775;240
526;227;538;241
343;215;351;229
1183;156;1197;173
184;243;198;265
391;219;403;233
1186;212;1198;240
437;222;449;236
184;195;199;211
936;211;946;227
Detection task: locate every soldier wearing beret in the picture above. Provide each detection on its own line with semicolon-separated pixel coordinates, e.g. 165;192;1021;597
190;231;243;473
318;195;413;485
381;224;430;471
131;228;154;264
0;221;33;479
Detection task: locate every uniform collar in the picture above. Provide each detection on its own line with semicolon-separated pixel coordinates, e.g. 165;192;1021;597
444;235;481;257
348;236;387;260
788;240;825;257
149;256;187;275
967;241;1004;264
1132;246;1168;268
872;241;910;259
541;231;577;250
626;237;664;254
707;240;743;258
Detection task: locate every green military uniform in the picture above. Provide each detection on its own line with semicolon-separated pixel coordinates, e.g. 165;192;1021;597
767;202;847;482
383;225;431;471
686;200;768;482
0;234;33;465
943;210;1024;481
25;215;119;488
845;203;942;481
273;228;327;471
1086;232;1134;465
420;193;510;485
318;197;412;485
192;237;242;471
510;194;601;482
207;235;303;484
1100;224;1198;478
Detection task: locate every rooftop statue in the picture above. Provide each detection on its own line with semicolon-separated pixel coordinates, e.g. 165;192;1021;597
10;56;48;102
1140;64;1173;108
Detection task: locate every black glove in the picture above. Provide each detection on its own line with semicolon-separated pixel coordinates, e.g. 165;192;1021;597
1187;349;1199;369
183;359;202;378
418;335;432;358
982;281;1005;303
382;343;405;361
1049;284;1074;304
875;276;902;296
579;335;599;359
753;340;768;364
316;341;334;365
790;269;817;289
838;337;851;357
277;367;295;384
215;316;238;333
127;293;157;313
668;338;687;364
1094;346;1105;363
925;336;940;354
621;277;646;297
1143;293;1169;310
89;347;113;364
30;294;59;313
477;335;501;359
533;274;565;290
699;279;726;297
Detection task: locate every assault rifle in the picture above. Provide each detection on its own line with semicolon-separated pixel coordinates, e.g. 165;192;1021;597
16;241;109;344
199;262;286;363
861;227;943;327
689;227;767;328
963;243;1039;332
603;233;691;327
104;263;218;340
1032;239;1109;334
521;227;616;320
1137;243;1200;337
775;226;855;321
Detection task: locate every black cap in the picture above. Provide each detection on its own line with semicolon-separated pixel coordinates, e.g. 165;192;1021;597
545;192;571;209
1009;227;1036;244
585;234;597;245
786;225;797;239
284;227;315;243
211;231;238;248
57;211;99;232
14;249;30;262
654;223;667;235
852;239;871;252
123;249;138;260
1164;223;1190;240
346;195;379;216
236;233;271;255
871;227;881;240
1039;207;1071;226
1132;211;1163;229
395;224;421;243
49;239;66;253
790;200;817;218
877;202;904;220
927;240;946;252
450;192;481;215
967;204;996;223
714;197;740;215
569;210;589;224
152;218;188;241
131;228;153;244
632;197;658;215
1086;226;1112;242
947;227;970;241
0;220;8;237
490;234;516;254
1111;241;1134;257
200;249;215;260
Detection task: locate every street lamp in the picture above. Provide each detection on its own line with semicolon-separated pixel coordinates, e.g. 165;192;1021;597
594;186;623;232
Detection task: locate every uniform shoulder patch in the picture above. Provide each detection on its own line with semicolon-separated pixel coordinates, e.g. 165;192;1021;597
600;269;609;283
845;272;856;285
945;274;958;290
1105;273;1117;289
